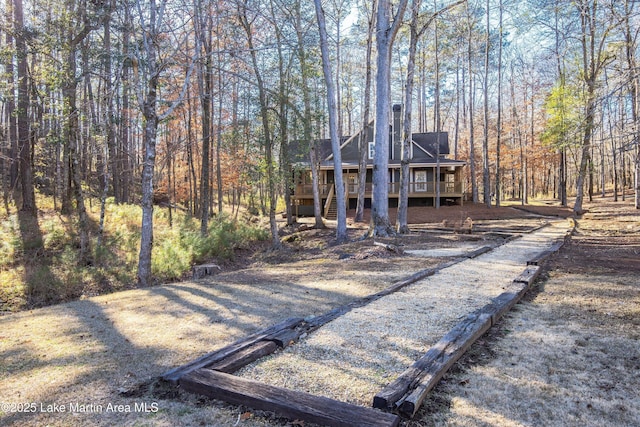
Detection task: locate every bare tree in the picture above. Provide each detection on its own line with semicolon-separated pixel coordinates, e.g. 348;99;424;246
314;0;347;242
13;0;35;214
134;0;194;286
482;0;490;207
573;0;614;214
396;0;465;233
237;2;281;248
354;0;376;223
370;0;409;237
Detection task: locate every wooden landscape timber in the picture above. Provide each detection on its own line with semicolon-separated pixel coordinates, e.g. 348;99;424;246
373;239;565;417
464;245;493;258
205;341;279;374
167;229;569;426
161;317;304;383
163;262;459;384
373;308;492;412
181;368;400;427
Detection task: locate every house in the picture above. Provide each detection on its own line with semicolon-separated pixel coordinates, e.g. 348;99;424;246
291;104;466;218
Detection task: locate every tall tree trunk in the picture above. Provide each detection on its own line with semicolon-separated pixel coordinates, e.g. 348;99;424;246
314;0;347;242
397;0;463;232
4;0;18;200
624;0;640;208
195;3;212;235
370;0;408;237
495;0;503;207
119;3;132;204
238;4;281;248
467;1;478;203
14;0;35;214
355;1;376;223
482;0;491;207
573;0;608;214
397;0;420;234
137;72;159;286
293;1;324;228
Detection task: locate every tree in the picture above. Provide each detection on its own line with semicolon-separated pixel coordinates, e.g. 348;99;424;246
494;0;504;207
354;0;376;223
237;1;281;249
194;0;214;236
572;0;615;214
482;0;490;207
13;0;35;214
314;0;347;242
134;0;194;286
396;0;465;233
465;0;480;203
292;0;325;228
370;0;409;237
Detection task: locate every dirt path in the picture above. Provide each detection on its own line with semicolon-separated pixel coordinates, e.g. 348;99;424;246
235;221;571;408
1;199;637;427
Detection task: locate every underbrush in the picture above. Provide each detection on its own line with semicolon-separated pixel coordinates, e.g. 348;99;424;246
0;195;269;312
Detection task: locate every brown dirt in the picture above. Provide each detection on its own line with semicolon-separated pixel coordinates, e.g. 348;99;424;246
2;198;638;427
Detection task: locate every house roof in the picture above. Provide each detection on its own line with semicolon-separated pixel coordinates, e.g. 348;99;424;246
289;121;464;169
316;157;466;170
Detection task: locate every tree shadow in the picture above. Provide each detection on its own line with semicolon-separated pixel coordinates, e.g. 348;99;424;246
15;209;64;308
0;298;167;426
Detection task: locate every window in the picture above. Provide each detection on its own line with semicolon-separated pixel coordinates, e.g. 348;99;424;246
415;170;427;192
368;141;375;160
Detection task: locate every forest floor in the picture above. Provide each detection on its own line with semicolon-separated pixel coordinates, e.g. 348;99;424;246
1;195;639;426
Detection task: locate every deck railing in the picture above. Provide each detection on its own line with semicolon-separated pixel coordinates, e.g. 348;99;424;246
295;181;464;197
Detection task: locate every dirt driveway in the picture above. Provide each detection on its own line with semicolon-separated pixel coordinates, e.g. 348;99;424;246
1;198;638;427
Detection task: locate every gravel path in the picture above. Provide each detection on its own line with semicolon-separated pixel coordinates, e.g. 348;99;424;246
237;220;572;407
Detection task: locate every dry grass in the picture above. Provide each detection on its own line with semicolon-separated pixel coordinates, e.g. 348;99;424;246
413;198;640;427
1;198;637;427
236;222;571;407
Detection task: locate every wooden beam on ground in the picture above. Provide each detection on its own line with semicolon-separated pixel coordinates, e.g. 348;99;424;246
464;246;493;258
206;341;278;374
488;282;529;325
267;328;302;348
373;309;492;411
162;317;304;383
396;309;493;417
181;368;400;427
513;265;541;286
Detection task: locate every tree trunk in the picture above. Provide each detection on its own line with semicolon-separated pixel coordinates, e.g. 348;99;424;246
293;2;324;229
370;0;408;237
4;0;18;202
482;0;491;207
14;0;35;214
195;4;212;235
238;4;281;248
397;0;420;234
495;0;503;207
355;1;376;223
314;0;347;242
467;1;478;203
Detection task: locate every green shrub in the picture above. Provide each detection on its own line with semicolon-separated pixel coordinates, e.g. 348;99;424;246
152;237;193;281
